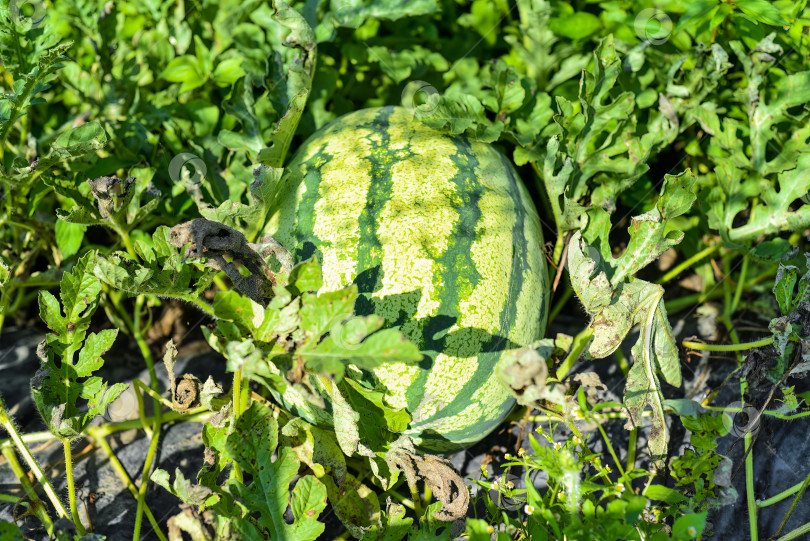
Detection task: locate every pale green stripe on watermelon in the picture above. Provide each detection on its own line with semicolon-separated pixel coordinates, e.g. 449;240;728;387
264;106;548;453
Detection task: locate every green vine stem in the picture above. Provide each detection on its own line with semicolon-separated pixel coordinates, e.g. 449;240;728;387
681;336;774;352
720;251;742;356
591;414;627;481
554;326;594;380
0;409;210;450
0;394;70;521
1;447;55;535
665;271;775;314
409;481;423;517
132;379;174;410
528;409;654;424
229;369;248;483
758;472;810;508
772;470;810;538
775;522;810;541
132;398;162;541
626;428;637;474
742;379;757;541
746;427;758;540
386;487;416;511
62;438;87;535
731;254;749;314
701;404;810;422
87;428;168;541
129;292;163;541
655;242;720;285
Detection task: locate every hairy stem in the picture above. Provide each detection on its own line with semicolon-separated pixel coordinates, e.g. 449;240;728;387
88;429;168;541
1;447;55;535
773;470;810;539
132;294;163;541
62;438;87;535
0;395;69;520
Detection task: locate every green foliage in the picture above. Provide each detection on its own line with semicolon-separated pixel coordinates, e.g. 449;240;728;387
94;226;217;309
207;257;422;382
694;35;810;249
0;520;23;541
565;169;698;468
154;401;327;540
2;0;810;538
31;252;127;439
746;256;810;383
205;257;422;468
474;423;707;540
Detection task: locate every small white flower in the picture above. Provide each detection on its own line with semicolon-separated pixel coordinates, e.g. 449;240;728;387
557;490;565;499
518;447;526;457
506;524;516;534
487;526;495;534
616;483;625;492
605;465;612;473
686;526;697;538
554;441;563;450
525;504;535;515
504;453;512;460
505;480;514;490
573;435;582;445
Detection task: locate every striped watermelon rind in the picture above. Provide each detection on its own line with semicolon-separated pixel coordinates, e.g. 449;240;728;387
263;106;549;453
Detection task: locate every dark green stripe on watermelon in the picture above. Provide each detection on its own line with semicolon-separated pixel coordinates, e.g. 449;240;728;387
413;150;530;445
406;135;484;413
354;107;402;297
292;142;331;263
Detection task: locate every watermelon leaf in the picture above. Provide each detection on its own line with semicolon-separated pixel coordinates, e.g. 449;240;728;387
94;226;217;314
223;0;316;164
568;232;681;469
299;314;423;378
31;252;128;440
256;0;316;166
315;0;440;42
359;500;413;541
0;521;23;541
209;257;422;384
199;165;285;242
225;402;327;540
46;174;160;233
154;401;328;540
151;468;213;506
586;171;698;285
695;35;810;248
320;473;382;538
217;77;265;156
408;502;452;541
330;377;412;457
280;417;348;484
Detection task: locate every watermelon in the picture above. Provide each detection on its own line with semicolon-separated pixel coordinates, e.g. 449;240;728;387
263;106;549;453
